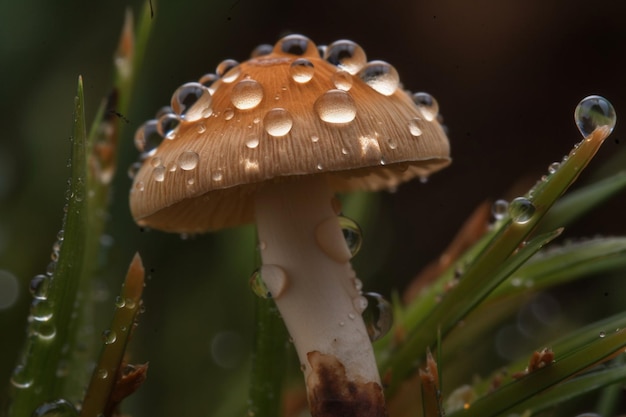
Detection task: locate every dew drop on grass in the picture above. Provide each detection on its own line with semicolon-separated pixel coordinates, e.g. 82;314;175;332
10;365;33;389
29;274;50;300
362;292;393;342
491;199;509;220
574;95;616;138
102;329;117;345
31;399;78;417
508;197;536;224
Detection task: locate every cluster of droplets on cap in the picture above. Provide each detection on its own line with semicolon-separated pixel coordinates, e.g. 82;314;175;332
129;34;442;188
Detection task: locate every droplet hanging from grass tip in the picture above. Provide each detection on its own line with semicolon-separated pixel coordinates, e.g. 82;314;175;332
574;95;616;138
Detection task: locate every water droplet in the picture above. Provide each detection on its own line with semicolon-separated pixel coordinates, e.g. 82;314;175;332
315;217;353;263
29;274;50;300
115;296;126;308
263;108;293;137
196;123;207;134
156;113;180;139
212;169;224;182
10;365;33;389
277;34;313;56
31;399;78;417
216;59;241;83
249;265;288;299
33;321;56;340
338;216;363;257
243;158;260;173
311;135;320;143
352;277;363;292
548;162;560;174
491;199;509;220
358;61;399;96
362;292;393;342
231;79;264;110
358;135;381;159
251;43;273;58
102;329;117;345
508;197;536;224
599;331;606;338
412;92;439;122
170;82;212;121
408;118;423;137
186;178;195;186
134;120;162;156
31;299;53;322
574;95;616;137
218;109;234;123
353;295;368;313
325;40;367;75
290;58;315;83
316;163;323;171
152;166;166;182
150;157;163;168
246;137;260;149
199;73;219;88
178;150;200;171
127;162;141;179
315;90;357;124
332;70;353;91
135;181;145;192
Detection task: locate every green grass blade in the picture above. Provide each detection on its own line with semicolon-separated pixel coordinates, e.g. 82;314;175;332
80;254;146;417
448;328;626;417
248;298;289;417
537;171;626;234
381;127;614;395
8;77;88;415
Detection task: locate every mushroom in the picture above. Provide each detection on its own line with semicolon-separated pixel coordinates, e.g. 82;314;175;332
130;34;450;417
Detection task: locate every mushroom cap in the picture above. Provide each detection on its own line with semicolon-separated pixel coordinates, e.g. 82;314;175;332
130;35;451;233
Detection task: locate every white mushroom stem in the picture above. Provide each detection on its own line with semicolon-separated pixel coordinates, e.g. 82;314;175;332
254;176;386;416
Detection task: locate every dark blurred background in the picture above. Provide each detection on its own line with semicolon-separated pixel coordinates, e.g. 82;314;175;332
1;0;625;415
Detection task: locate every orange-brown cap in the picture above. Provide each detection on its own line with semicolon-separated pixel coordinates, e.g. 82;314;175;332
129;34;451;233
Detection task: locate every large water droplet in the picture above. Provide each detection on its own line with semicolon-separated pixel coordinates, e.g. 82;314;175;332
249;265;289;299
315;90;357;124
338;216;363;257
32;399;79;417
134;120;162;156
362;292;393;342
30;274;50;300
170;82;212;121
412;92;439;122
332;70;353;91
199;73;218;88
33;321;56;340
276;34;313;56
324;40;367;75
315;217;353;263
574;95;616;137
216;59;241;83
358;61;399;96
177;150;200;170
31;299;53;322
246;137;260;149
508;197;536;224
263;108;293;137
231;79;264;110
290;59;315;83
156;113;180;139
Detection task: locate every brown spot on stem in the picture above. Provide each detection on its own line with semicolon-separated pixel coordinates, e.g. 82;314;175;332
306;351;388;417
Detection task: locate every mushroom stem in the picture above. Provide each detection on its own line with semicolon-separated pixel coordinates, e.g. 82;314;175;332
254;176;387;417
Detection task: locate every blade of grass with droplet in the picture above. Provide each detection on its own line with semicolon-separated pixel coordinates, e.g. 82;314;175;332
381;227;562;395
80;253;145;417
447;328;626;417
537;171;626;234
381;127;614;394
8;77;88;416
